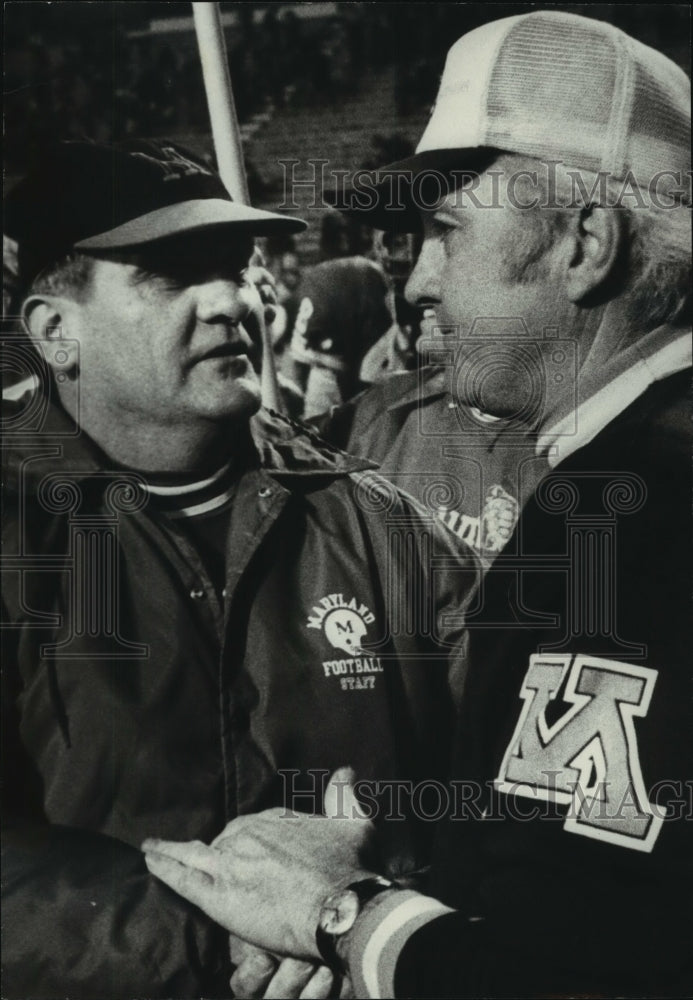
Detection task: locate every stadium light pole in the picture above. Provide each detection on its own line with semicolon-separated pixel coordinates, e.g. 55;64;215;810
192;1;283;412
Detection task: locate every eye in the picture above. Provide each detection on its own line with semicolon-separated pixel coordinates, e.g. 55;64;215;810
131;253;252;291
130;267;182;292
154;272;188;293
427;218;459;254
431;218;454;238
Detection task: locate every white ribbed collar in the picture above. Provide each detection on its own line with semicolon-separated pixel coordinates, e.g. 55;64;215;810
538;328;691;467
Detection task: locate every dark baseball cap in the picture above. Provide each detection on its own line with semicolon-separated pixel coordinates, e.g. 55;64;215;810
4;139;306;287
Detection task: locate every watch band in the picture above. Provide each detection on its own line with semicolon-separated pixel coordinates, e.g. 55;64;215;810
316;876;394;972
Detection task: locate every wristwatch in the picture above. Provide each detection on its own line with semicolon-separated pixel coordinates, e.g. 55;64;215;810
316;876;395;972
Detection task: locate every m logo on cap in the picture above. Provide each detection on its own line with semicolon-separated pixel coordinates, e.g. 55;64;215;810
131;146;213;182
495;653;663;852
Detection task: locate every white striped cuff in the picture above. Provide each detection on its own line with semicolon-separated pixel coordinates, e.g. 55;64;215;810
347;890;454;999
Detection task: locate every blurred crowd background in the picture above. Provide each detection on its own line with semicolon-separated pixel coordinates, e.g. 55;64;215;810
6;3;689;189
4;2;690;416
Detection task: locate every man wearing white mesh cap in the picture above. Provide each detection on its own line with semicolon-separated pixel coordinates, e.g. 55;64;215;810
143;11;692;998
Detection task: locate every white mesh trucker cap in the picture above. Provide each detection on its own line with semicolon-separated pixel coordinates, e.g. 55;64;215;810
419;10;689;180
345;10;691;229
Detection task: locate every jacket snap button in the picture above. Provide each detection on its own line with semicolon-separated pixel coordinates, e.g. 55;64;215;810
258;487;272;499
190;588;205;600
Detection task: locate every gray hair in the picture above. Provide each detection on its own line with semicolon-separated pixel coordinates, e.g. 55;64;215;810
499;155;691;328
27;251;96;301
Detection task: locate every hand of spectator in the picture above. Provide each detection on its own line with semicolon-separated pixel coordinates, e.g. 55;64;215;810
246;255;279;326
142;769;374;961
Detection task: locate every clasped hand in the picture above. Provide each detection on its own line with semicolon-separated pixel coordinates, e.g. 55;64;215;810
143;769;373;998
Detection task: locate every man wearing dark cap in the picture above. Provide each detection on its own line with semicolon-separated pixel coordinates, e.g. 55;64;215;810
143;12;692;998
2;139;479;998
290;254;392;417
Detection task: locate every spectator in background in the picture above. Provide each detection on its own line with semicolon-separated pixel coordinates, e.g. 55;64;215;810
257;244;306;418
276;250;302;319
318;209;352;261
317;209;376;263
261;236;302;373
359;229;421;384
290;255;392;418
355;138;424;383
273;250;303;360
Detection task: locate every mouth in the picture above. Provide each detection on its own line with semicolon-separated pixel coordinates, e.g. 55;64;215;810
419;308;440;334
416;307;453;355
194;336;263;374
190;339;260;380
200;341;250;362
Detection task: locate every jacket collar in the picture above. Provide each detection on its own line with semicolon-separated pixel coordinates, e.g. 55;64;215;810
538;326;692;466
249;407;374;477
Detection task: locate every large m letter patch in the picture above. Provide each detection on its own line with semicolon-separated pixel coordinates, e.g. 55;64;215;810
495;654;662;852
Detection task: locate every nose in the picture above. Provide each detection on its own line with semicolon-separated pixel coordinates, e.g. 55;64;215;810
404;238;442;308
194;276;258;328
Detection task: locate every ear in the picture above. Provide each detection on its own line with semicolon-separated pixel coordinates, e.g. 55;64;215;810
564;206;625;304
22;295;80;378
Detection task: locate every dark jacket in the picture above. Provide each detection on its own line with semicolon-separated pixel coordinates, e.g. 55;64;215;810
1;391;478;999
395;369;693;997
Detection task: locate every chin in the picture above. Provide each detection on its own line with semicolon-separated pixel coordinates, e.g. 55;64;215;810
482;398;524;419
455;353;544;423
475;387;536;422
202;380;264;421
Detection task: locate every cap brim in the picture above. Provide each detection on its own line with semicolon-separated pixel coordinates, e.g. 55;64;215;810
328;147;499;232
74;198;306;249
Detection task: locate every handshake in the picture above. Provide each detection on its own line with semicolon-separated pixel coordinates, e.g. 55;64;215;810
143;769;380;999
